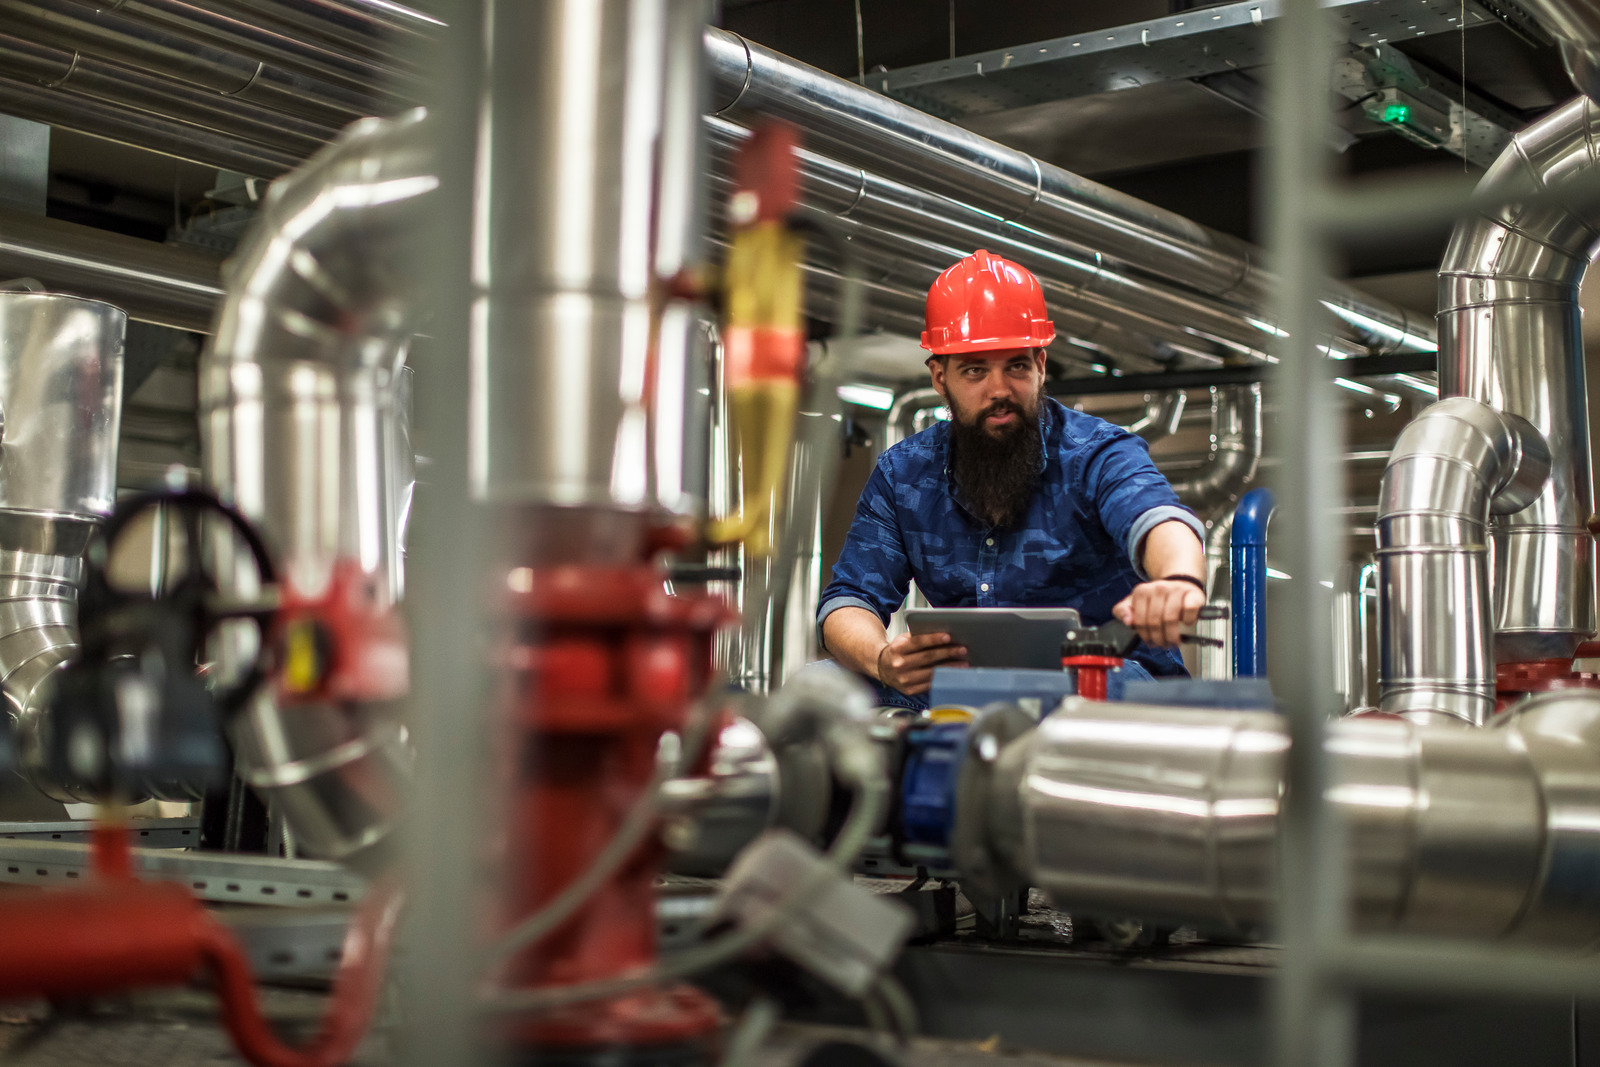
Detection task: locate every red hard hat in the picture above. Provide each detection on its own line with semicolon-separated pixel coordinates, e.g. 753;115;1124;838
921;250;1055;356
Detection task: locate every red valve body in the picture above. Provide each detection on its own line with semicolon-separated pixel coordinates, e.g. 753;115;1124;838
500;563;727;1055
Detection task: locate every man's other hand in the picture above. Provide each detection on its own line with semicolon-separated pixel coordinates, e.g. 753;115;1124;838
877;631;969;696
1113;579;1206;648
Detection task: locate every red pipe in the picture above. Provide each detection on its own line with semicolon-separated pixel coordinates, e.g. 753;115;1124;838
204;878;404;1067
0;881;211;999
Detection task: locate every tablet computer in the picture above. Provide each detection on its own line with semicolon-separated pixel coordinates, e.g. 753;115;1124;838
905;607;1084;671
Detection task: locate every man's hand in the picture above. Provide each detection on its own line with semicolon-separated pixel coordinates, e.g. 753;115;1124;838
876;631;968;696
1113;579;1206;648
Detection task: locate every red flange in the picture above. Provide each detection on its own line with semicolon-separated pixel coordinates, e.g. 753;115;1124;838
1063;654;1124;701
1495;658;1600;713
499;564;728;1056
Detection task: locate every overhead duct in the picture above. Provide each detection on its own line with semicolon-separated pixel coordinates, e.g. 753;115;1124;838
1377;398;1549;725
972;691;1600;946
0;292;125;801
0;2;1434;374
200;110;429;861
1436;95;1600;663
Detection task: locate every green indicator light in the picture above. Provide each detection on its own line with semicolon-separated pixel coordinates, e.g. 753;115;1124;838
1381;102;1411;124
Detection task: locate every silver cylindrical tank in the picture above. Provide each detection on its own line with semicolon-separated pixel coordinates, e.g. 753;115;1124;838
0;292;125;797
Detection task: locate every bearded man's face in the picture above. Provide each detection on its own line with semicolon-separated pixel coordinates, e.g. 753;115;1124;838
930;349;1048;529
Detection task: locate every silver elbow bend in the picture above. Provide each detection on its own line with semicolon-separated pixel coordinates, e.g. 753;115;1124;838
1376;397;1550;725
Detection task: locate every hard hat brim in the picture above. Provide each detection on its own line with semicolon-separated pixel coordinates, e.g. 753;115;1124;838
920;332;1056;356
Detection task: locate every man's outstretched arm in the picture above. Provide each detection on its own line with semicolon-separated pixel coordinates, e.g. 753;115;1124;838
1114;519;1207;647
823;607;968;697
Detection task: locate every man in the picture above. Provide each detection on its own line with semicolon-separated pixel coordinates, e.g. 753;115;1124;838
819;249;1208;707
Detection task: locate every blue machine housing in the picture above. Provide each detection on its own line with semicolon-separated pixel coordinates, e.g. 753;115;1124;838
900;720;969;850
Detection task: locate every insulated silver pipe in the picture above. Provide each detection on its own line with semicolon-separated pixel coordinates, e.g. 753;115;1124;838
980;691;1600;947
1168;384;1263;521
0;208;222;333
201;110;428;860
0;72;304;179
1438;96;1600;663
0;4;1432;371
0;292;125;801
1376;398;1549;725
704;28;1435;358
0;31;338;162
471;0;706;519
0;0;382;127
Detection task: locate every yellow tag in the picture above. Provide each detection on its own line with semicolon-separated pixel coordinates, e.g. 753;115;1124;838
282;619;321;694
928;707;975;723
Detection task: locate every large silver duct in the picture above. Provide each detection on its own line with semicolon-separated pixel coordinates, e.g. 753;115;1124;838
200;111;429;861
1437;96;1600;663
0;292;125;800
1376;398;1549;725
976;691;1600;946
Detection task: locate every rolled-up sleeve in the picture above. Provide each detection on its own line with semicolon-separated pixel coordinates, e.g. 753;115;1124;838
818;458;913;649
1083;431;1205;578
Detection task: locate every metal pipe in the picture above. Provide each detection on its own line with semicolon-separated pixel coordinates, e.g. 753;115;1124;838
0;208;222;332
0;293;125;801
1169;384;1262;519
0;72;304;179
982;689;1600;949
1230;487;1275;679
0;6;1432;371
0;0;382;128
200;110;430;860
1376;398;1550;726
1438;96;1600;663
704;27;1434;357
0;32;337;161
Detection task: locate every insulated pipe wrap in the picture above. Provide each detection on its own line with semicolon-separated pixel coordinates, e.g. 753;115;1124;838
1438;95;1600;662
996;693;1600;947
1377;398;1549;725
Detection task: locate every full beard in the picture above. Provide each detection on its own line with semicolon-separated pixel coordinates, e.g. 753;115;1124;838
947;394;1044;529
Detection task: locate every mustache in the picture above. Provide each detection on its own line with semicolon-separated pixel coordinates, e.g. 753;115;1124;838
978;398;1025;421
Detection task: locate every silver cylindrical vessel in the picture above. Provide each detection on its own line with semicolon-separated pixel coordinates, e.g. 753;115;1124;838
0;292;124;798
989;692;1600;947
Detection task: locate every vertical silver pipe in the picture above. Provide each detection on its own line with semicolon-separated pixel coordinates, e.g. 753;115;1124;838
471;0;700;525
1438;96;1600;663
1375;398;1550;725
1168;384;1263;522
0;292;124;800
1263;2;1350;1064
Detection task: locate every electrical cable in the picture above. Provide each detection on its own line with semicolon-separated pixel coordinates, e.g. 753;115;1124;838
482;694;719;970
870;973;919;1042
719;996;781;1067
203;877;404;1067
480;732;888;1014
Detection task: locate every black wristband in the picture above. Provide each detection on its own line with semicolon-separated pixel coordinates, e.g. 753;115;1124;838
1154;573;1207;596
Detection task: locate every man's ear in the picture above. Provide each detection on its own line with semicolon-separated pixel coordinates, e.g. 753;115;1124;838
927;355;949;400
1032;347;1048;376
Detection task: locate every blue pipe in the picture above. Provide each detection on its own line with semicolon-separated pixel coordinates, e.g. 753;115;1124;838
1230;488;1275;677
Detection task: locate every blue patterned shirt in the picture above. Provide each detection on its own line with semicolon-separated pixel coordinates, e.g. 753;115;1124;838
819;397;1204;694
